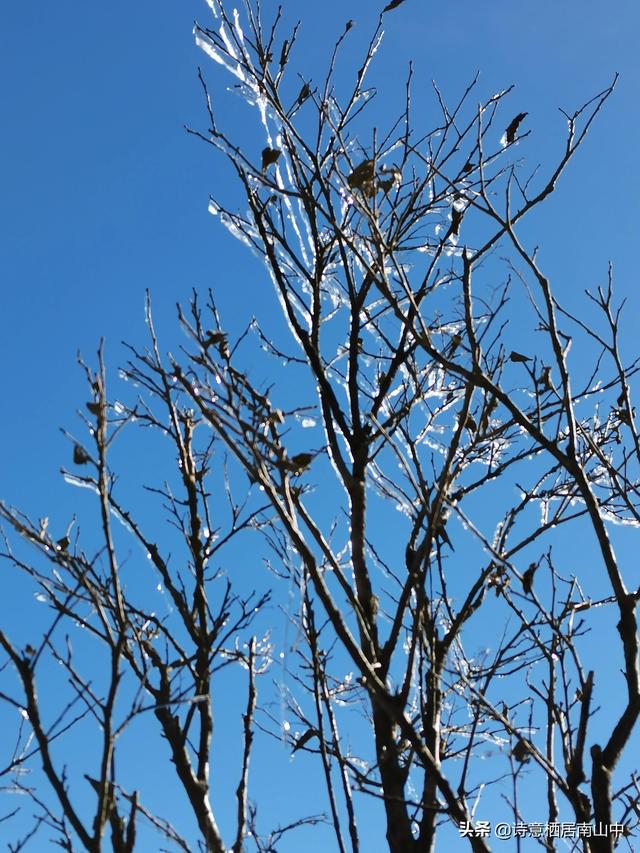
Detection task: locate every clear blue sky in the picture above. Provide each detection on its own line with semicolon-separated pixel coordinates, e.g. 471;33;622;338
1;1;639;849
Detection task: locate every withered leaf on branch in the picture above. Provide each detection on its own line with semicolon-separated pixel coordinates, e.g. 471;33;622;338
538;365;554;392
617;406;635;427
290;452;314;469
487;564;510;596
203;330;229;356
463;414;478;433
521;561;538;594
450;206;464;237
282;452;314;475
261;147;281;173
433;505;453;549
347;159;375;191
512;739;533;764
203;330;226;346
509;350;531;363
278;39;289;68
73;444;91;465
378;166;402;193
382;0;408;12
505;111;528;144
294;82;311;107
447;333;463;356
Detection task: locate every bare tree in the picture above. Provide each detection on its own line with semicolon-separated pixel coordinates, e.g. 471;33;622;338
0;339;283;851
2;1;640;851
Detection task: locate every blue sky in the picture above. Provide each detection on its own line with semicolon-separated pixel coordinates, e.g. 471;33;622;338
1;0;639;849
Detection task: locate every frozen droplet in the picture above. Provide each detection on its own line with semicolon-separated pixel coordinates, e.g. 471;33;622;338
301;418;316;428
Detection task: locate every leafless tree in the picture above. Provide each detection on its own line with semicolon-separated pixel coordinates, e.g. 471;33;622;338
0;339;286;851
2;1;640;851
